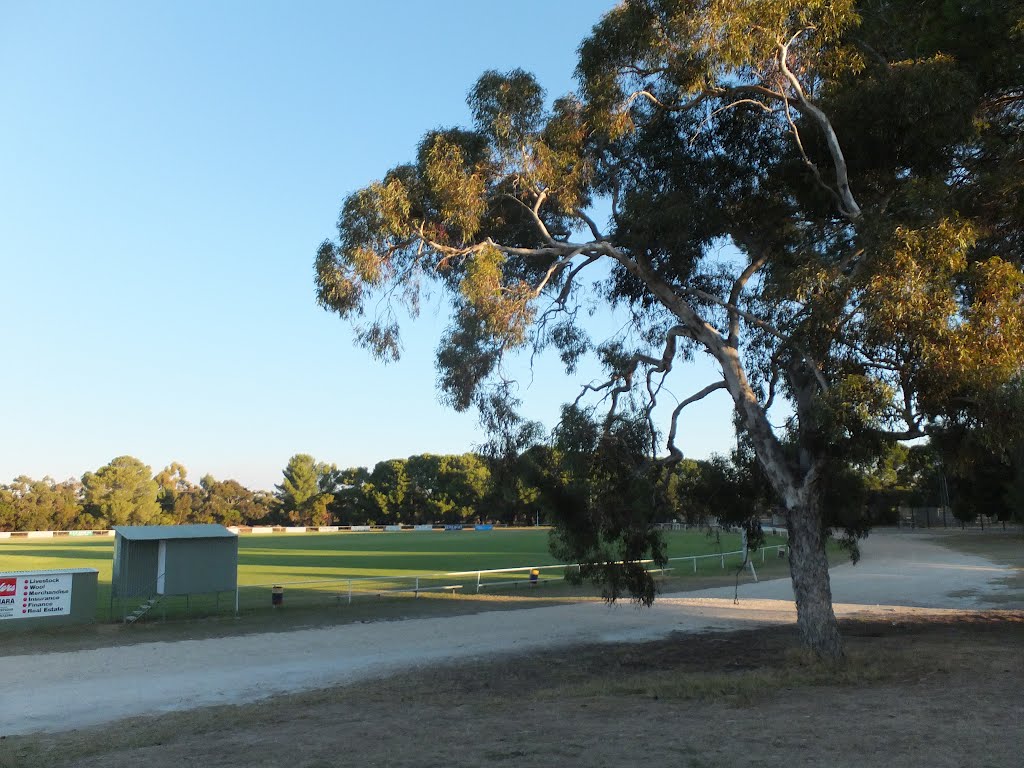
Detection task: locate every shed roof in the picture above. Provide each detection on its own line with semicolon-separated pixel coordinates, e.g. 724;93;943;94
0;568;100;577
114;524;237;541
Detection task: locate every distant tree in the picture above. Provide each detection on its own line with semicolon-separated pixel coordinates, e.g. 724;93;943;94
275;454;336;526
1004;452;1024;523
436;453;491;522
404;454;443;522
0;487;15;531
5;477;55;531
364;459;410;524
42;478;85;531
326;466;372;525
152;466;198;528
195;475;275;526
0;476;85;531
928;378;1024;523
81;456;161;527
936;436;1018;524
483;443;549;525
155;462;193;521
351;453;495;524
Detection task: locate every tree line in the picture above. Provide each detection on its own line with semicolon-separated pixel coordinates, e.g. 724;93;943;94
0;450;534;531
2;426;1017;534
0;458;276;531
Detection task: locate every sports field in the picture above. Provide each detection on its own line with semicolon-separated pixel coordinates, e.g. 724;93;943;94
0;528;786;622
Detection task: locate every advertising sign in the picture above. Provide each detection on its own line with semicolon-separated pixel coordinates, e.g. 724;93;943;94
0;573;73;620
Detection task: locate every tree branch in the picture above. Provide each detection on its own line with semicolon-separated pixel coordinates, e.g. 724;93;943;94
531;247;586;297
682;286;829;393
658;382;729;463
550;254;600;309
727;251;770;347
575;209;605;241
779;82;847;211
778;32;862;220
573;324;692;436
503;192;557;246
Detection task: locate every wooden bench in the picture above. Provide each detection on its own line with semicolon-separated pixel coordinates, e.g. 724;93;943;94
412;584;464;596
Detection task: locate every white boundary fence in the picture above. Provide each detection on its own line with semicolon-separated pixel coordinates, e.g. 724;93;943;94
1;523;791;538
237;544;788;609
0;530;115;539
0;525;502;538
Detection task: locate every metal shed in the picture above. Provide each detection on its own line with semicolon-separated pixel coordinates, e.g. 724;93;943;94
112;524;238;621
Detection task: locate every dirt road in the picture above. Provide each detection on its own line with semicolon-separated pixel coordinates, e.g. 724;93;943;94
1;530;1016;737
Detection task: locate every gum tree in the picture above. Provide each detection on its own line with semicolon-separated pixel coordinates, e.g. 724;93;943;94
316;0;1024;658
82;456;161;527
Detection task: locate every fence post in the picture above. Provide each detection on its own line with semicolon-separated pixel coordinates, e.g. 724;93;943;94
415;576;419;597
693;557;697;573
721;553;725;569
347;580;352;605
762;547;765;563
476;571;481;593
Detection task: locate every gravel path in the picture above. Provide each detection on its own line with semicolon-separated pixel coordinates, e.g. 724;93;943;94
692;529;1018;607
1;530;1015;736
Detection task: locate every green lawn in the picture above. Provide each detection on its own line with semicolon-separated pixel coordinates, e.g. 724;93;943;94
0;528;785;623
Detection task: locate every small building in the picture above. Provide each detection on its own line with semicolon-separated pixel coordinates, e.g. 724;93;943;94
112;524;238;620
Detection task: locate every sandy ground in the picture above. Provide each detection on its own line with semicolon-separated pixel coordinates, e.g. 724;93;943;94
0;529;1016;737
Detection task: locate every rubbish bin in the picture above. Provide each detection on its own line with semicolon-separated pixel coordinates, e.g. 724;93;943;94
529;568;539;586
272;585;284;606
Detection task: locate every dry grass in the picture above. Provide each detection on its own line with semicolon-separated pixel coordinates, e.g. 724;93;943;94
4;612;1022;768
545;645;950;706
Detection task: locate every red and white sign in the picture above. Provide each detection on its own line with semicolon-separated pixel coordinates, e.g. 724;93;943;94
0;573;73;620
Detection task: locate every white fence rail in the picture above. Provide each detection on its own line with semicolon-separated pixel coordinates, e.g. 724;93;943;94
238;545;788;608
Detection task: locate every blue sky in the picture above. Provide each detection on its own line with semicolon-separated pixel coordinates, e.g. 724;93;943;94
0;1;738;490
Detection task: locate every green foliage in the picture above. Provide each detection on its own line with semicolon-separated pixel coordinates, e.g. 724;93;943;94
927;377;1024;522
664;453;772;527
81;456;161;527
543;406;668;605
155;462;191;521
364;459;410;524
0;477;85;532
1;460;281;532
328;453;494;526
316;0;1024;649
469;68;546;152
198;476;277;527
275;454;336;526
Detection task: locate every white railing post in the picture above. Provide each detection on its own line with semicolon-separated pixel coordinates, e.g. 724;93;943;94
693;557;697;573
415;576;419;597
476;571;481;593
347;580;352;605
721;553;725;569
